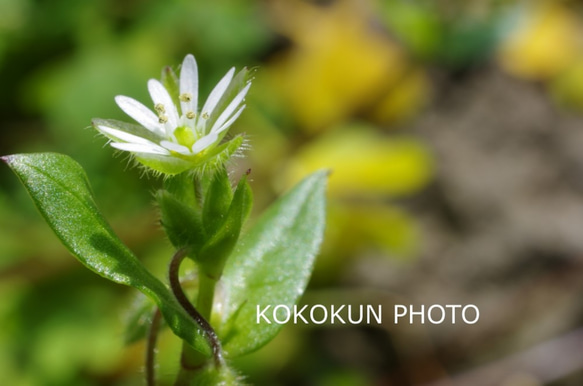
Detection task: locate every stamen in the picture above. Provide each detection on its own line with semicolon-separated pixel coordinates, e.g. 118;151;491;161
202;112;209;120
154;103;166;113
179;93;192;102
186;111;196;119
159;115;168;124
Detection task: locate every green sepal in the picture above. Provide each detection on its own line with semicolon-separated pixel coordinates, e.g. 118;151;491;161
162;65;181;113
156;190;205;251
201;135;245;174
93;132;245;177
202;166;234;237
198;175;252;279
134;153;193;176
239;174;253;224
139;135;245;177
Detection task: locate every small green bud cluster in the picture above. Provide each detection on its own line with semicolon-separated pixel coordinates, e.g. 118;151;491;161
157;167;252;280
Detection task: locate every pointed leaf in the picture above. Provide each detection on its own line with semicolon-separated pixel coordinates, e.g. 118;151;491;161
156;190;205;251
202;166;233;237
218;170;327;357
163;172;197;209
2;153;212;357
199;175;253;279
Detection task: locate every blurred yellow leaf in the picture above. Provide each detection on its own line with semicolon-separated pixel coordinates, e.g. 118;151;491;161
498;2;580;80
266;0;409;131
550;57;583;109
311;200;420;284
369;66;430;124
279;125;433;197
327;202;419;258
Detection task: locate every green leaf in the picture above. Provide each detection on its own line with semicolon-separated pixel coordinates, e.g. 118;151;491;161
156;190;205;251
218;170;328;357
198;174;253;279
202;166;234;237
163;172;197;209
2;153;211;357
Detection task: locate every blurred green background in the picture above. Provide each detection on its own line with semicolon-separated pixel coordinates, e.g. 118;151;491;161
3;0;583;385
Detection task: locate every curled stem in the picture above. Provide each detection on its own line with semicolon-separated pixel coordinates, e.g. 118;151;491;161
146;307;162;386
169;248;224;368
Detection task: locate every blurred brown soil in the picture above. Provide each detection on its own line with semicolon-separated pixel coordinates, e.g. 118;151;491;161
349;67;583;385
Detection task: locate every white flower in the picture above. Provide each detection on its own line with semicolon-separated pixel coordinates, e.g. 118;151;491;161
93;54;251;175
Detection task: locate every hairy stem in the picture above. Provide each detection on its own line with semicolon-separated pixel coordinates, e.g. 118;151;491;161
146;308;162;386
169;248;223;368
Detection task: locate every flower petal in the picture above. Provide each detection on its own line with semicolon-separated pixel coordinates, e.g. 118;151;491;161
200;67;235;119
214;105;246;134
110;141;170;155
191;132;219;154
96;126;158;146
115;96;164;136
210;83;250;134
160;140;191;155
180;54;198;121
148;79;179;133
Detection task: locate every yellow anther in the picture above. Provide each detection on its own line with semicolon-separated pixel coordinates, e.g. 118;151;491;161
158;115;168;124
186;111;196;119
202;112;209;119
154;103;166;113
179;93;192;102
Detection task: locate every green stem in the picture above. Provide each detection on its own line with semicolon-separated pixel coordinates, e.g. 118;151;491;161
169;249;224;385
197;272;217;321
